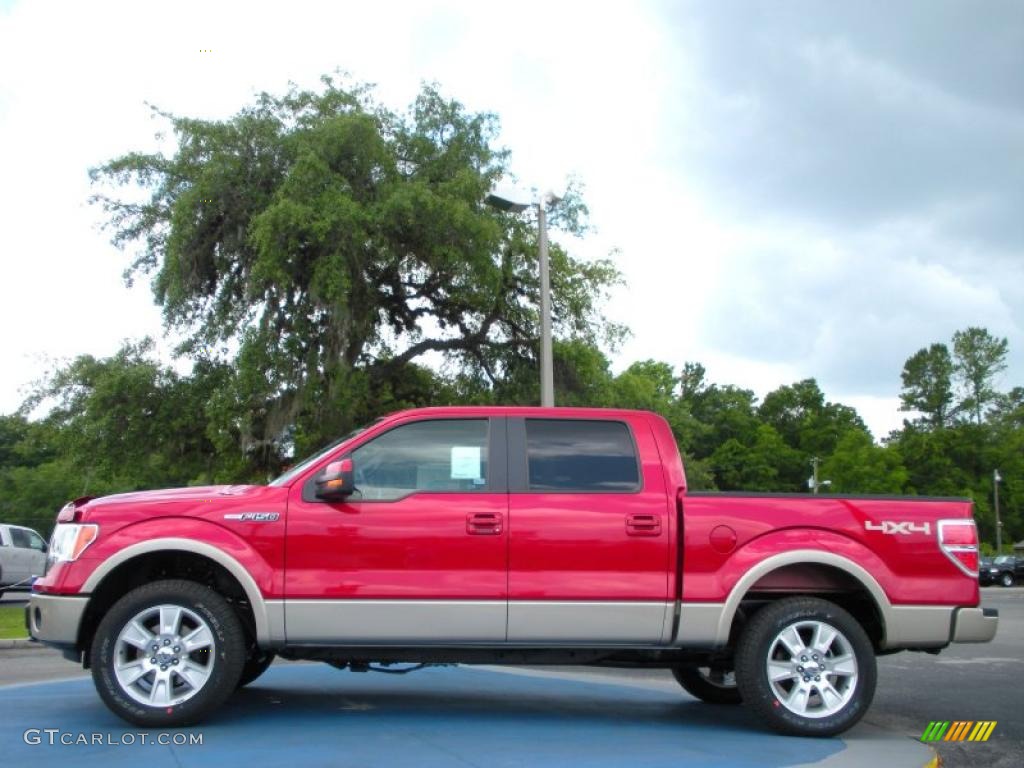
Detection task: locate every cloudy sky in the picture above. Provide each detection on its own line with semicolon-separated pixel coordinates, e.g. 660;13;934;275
1;0;1021;437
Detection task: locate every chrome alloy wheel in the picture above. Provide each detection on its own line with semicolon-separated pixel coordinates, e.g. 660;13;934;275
765;619;858;719
114;604;216;707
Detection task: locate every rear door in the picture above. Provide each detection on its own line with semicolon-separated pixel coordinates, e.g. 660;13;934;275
285;416;509;643
506;415;671;643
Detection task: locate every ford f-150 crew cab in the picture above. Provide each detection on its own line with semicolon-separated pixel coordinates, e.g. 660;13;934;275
27;406;998;736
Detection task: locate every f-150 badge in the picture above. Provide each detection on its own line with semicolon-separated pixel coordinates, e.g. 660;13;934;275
224;512;280;522
864;521;930;535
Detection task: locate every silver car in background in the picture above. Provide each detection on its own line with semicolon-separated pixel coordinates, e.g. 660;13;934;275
0;524;48;598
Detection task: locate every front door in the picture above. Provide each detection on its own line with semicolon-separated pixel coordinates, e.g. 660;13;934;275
22;529;48;579
506;416;672;643
285;417;508;643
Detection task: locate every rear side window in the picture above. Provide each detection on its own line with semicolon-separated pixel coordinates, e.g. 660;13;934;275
9;528;31;548
525;419;640;492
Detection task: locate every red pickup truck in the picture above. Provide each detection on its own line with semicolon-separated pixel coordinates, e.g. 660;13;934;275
27;406;997;736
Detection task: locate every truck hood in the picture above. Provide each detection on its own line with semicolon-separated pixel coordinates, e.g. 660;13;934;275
86;484;262;507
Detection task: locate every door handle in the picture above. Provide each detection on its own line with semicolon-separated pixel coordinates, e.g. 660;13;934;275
626;513;662;536
467;512;503;535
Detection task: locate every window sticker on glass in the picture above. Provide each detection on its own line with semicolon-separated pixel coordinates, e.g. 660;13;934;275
450;446;482;480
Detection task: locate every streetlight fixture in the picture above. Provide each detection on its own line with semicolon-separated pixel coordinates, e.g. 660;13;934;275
994;469;1003;553
808;456;832;494
485;183;560;407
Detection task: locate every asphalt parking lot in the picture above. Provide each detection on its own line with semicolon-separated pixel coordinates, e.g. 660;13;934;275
0;587;1019;768
0;663;933;768
870;587;1023;768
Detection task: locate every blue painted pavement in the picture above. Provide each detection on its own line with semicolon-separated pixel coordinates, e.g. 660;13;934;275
0;664;844;768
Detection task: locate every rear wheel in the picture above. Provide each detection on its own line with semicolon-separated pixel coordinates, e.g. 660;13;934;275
1001;572;1014;587
90;579;245;727
672;664;742;705
735;597;876;737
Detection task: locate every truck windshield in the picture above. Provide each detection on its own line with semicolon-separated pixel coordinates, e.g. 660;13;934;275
268;423;373;486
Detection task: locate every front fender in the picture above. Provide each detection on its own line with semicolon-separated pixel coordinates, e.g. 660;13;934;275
58;518;281;646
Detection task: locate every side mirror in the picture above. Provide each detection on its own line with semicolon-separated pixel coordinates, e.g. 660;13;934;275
315;457;355;501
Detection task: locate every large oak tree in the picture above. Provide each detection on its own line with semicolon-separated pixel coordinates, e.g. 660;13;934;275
90;77;621;471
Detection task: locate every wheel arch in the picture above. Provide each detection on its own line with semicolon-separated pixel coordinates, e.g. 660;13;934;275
80;538;281;650
719;549;892;649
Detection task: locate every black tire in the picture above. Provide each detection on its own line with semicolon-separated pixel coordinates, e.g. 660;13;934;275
90;579;246;727
1001;572;1014;587
672;664;742;705
237;651;275;688
735;597;876;737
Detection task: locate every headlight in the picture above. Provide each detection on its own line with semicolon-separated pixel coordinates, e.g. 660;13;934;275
47;524;99;567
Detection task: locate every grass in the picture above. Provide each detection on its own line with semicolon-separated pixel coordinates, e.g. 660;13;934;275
0;604;28;639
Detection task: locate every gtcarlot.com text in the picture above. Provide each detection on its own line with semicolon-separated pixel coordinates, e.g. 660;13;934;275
23;729;203;746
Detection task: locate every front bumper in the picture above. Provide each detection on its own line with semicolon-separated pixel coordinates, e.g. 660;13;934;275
26;593;88;649
951;606;998;643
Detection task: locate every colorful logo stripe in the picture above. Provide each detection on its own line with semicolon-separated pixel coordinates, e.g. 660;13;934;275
966;721;997;741
920;721;996;742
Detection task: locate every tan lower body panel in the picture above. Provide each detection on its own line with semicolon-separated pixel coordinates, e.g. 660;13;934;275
285;600;507;644
284;600;670;645
884;605;954;648
506;601;669;643
279;599;962;649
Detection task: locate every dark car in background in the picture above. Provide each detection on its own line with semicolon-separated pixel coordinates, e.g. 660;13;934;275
982;555;1024;587
979;557;996;586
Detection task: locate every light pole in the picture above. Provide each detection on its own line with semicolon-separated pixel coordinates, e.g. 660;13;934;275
994;469;1003;553
809;456;832;494
485;186;558;407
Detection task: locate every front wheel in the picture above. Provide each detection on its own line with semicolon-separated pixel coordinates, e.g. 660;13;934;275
672;664;742;705
90;580;246;727
735;597;876;737
1001;572;1014;587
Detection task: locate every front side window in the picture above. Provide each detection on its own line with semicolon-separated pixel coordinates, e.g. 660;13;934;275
525;419;640;492
9;528;31;548
26;531;46;551
351;419;489;501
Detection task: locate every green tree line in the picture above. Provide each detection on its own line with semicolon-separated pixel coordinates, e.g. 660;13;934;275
0;77;1019;553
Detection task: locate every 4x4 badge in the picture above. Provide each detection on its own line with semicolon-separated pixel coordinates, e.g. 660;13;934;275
864;521;930;535
224;512;280;522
